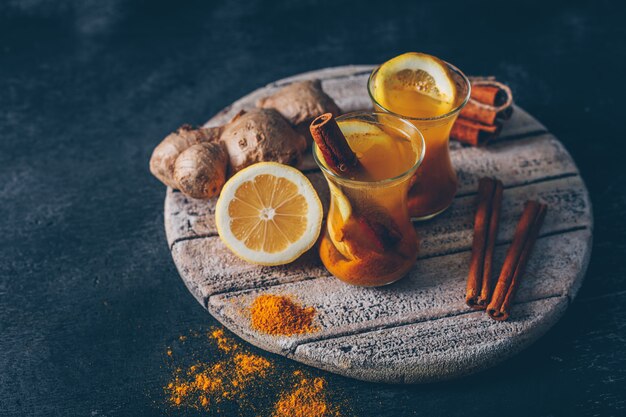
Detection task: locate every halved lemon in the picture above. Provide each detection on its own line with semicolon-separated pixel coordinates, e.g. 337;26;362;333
215;162;323;266
372;52;457;117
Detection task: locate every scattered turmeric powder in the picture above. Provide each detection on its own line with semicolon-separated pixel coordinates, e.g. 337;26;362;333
211;328;239;352
165;327;271;411
234;353;271;378
250;294;317;336
273;371;341;417
164;327;347;416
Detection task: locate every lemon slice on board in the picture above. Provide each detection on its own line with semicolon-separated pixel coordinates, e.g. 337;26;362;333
372;52;457;117
216;162;323;266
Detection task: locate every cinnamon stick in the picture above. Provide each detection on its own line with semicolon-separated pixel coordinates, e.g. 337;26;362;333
471;85;508;106
466;177;504;309
460;100;513;125
310;113;362;177
461;81;513;125
478;179;503;307
450;117;502;146
452;79;513;146
466;179;493;308
470;81;513;107
487;201;547;321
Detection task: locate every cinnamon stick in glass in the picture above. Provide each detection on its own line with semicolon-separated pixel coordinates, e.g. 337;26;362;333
487;200;547;321
466;177;504;309
310;113;362;177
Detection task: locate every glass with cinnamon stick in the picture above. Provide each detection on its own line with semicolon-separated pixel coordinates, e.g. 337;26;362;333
311;112;425;286
367;53;471;220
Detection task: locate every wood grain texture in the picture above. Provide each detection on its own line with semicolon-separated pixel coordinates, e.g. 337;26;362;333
164;134;576;245
208;230;590;354
164;66;593;383
294;297;569;383
170;175;590;299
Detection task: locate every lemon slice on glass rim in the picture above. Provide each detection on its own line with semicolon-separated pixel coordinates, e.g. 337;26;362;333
215;162;323;266
372;52;457;114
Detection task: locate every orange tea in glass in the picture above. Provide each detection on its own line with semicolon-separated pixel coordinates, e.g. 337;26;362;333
368;52;470;220
312;112;425;286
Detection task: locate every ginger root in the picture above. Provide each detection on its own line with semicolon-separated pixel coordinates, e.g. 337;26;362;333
149;124;223;189
257;80;340;142
174;142;228;199
151;80;337;196
220;108;306;173
149;109;306;198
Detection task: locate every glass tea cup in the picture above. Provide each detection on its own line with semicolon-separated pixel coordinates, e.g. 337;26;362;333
314;112;425;286
368;59;470;220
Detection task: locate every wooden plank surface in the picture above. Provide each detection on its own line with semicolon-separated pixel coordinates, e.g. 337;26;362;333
164;133;576;246
208;230;590;352
165;66;593;383
170;175;590;300
294;297;569;383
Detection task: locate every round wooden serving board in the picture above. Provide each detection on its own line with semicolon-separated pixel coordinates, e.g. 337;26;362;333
164;66;593;383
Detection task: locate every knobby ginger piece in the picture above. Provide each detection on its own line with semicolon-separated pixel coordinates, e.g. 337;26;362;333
174;142;229;199
220;108;306;173
150;124;223;189
257;80;341;142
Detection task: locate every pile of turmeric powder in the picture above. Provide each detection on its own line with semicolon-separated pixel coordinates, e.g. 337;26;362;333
250;294;317;336
164;327;346;416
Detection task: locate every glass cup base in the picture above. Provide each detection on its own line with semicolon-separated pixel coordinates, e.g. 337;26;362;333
333;273;407;288
410;203;451;222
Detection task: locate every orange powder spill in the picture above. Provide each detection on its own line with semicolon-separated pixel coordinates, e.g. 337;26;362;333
211;328;239;352
273;371;341;417
250;294;317;336
164;328;271;410
164;327;345;416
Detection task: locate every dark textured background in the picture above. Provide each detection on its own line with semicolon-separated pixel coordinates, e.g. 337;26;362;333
1;0;625;416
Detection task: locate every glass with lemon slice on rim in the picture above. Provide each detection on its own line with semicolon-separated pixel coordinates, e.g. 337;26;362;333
368;52;471;220
314;112;425;286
